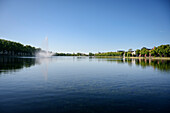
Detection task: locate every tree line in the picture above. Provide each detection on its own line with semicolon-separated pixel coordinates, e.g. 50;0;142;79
94;44;170;57
0;39;41;56
0;39;169;57
54;44;170;57
54;53;88;56
135;45;170;57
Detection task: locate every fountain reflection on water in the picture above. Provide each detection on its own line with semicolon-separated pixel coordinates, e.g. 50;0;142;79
36;57;53;81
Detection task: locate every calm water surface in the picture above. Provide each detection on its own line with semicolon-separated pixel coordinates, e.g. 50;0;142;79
0;56;170;113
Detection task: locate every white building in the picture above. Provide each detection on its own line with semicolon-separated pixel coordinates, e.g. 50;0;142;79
132;51;136;56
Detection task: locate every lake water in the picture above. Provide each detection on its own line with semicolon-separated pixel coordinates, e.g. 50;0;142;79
0;56;170;113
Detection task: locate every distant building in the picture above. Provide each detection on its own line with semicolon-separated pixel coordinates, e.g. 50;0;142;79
132;51;136;55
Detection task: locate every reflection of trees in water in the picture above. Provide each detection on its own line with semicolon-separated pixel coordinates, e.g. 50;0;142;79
134;59;170;71
0;57;36;74
96;58;170;72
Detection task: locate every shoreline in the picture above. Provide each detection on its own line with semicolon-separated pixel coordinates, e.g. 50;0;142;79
126;57;170;60
95;56;170;60
1;55;170;60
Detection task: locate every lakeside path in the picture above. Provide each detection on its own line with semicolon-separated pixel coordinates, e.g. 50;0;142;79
95;56;170;60
127;57;170;60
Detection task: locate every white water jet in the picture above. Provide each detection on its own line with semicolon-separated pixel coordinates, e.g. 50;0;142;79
123;53;125;62
36;37;54;57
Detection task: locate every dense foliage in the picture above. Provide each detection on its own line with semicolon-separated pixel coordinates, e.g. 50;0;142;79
93;44;170;57
54;53;88;56
54;44;170;57
95;52;124;56
138;45;170;57
0;39;41;56
1;39;169;57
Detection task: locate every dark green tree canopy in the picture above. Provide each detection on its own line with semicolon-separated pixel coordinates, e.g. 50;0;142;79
0;39;41;56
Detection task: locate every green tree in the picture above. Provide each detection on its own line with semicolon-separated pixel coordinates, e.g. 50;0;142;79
150;49;157;57
135;49;140;56
128;49;132;52
0;39;40;56
89;52;94;56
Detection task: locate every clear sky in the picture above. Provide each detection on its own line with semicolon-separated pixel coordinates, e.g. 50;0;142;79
0;0;170;53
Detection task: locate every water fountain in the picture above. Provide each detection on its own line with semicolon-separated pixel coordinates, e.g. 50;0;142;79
36;37;54;57
35;37;54;80
123;53;125;62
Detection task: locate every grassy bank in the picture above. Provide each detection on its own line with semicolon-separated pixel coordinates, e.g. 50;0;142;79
95;56;170;60
126;57;170;60
95;56;122;58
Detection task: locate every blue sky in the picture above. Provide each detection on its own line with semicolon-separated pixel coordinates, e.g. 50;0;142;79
0;0;170;53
